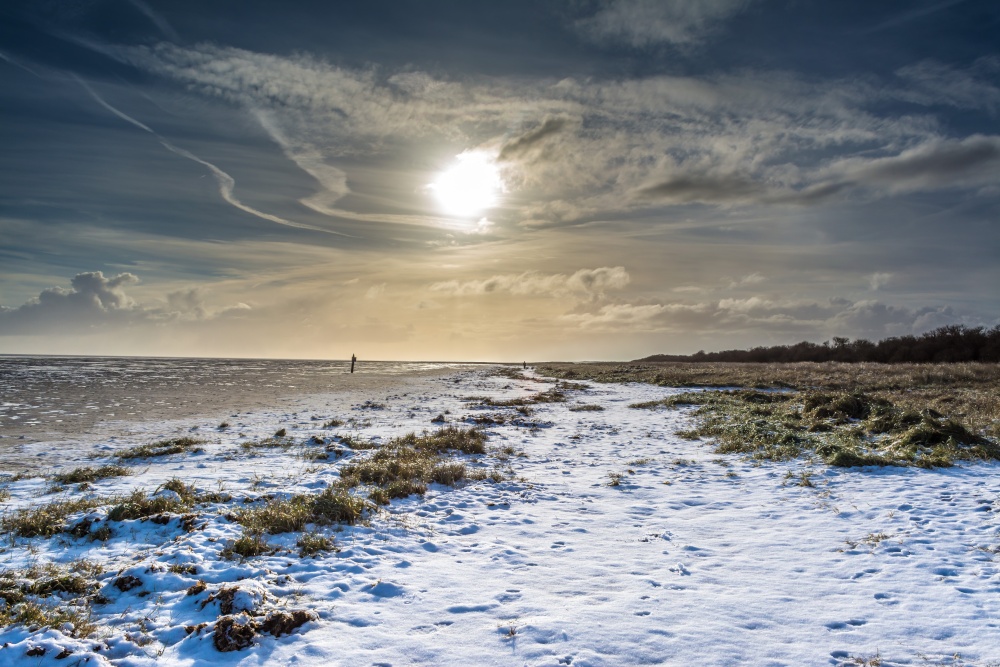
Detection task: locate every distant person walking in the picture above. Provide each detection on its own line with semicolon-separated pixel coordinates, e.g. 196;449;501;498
351;354;357;373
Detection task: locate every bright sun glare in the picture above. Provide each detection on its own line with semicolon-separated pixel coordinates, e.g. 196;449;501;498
430;151;501;218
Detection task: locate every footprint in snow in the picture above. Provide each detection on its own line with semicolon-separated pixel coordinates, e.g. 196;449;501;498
825;619;866;631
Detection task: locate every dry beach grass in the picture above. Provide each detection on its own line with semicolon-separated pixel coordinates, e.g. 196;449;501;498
539;361;1000;465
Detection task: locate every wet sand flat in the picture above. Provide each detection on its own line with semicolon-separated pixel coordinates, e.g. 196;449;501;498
0;356;478;455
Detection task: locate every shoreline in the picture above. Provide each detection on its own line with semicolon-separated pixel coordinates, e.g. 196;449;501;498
0;366;997;665
0;358;484;456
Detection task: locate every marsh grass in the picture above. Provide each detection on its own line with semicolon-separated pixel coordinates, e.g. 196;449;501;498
0;561;101;637
339;427;490;502
297;532;336;558
468;386;571;408
569;404;605;412
220;532;275;560
158;478;231;504
337;434;379;450
232;486;372;536
107;489;190;521
240;436;296;452
541;361;1000;440
627;387;999;468
115;437;204;460
52;465;131;485
2;496;105;538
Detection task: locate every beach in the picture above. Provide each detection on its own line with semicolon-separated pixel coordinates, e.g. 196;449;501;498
0;362;998;666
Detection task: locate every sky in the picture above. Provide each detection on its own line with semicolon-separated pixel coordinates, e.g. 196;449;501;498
1;0;998;361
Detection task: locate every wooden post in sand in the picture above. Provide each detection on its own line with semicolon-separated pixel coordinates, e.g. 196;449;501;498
351;354;356;373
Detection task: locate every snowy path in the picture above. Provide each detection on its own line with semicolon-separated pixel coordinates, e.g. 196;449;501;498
1;369;999;666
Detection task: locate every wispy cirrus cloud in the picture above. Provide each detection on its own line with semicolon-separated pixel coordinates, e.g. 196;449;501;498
575;0;754;48
100;42;1000;229
429;266;629;300
74;75;350;236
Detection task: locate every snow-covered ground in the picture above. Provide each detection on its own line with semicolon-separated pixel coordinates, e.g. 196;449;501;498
1;368;998;666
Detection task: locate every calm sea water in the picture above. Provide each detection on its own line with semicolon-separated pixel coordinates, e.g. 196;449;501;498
0;356;481;444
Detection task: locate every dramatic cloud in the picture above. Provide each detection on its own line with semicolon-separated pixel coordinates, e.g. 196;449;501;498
98;42;1000;228
0;271;139;333
0;272;248;335
561;295;976;340
635;173;765;205
498;116;576;162
576;0;753;48
429;267;630;299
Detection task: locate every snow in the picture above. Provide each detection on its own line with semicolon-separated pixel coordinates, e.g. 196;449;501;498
0;368;998;666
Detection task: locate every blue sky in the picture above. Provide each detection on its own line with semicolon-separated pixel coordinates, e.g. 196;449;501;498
1;0;998;360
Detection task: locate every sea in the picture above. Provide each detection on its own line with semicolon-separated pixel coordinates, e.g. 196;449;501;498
0;355;482;446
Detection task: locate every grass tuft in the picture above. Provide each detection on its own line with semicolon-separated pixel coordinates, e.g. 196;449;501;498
297;532;337;558
107;488;189;522
52;465;131;485
115;437;204;460
220;532;275;560
2;497;104;538
232;486;372;535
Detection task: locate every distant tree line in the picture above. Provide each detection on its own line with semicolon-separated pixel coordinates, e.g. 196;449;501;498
637;325;1000;364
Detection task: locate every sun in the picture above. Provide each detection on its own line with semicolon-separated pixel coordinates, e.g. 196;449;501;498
429;151;501;218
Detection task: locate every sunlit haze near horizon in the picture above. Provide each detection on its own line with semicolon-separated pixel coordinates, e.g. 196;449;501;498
1;1;998;361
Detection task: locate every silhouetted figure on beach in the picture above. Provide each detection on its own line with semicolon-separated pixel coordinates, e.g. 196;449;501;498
351;354;356;373
523;361;526;369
